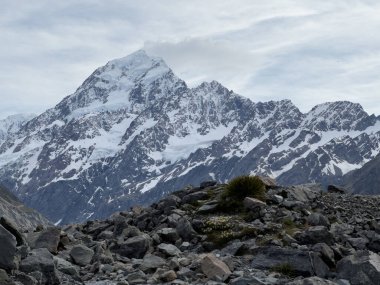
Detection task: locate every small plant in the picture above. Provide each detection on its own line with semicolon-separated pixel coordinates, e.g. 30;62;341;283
282;217;298;236
219;175;266;212
271;263;296;277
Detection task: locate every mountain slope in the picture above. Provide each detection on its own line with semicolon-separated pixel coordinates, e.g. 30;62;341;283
0;185;50;230
0;50;379;224
342;153;380;194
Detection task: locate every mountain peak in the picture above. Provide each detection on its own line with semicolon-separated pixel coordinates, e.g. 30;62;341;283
107;49;168;71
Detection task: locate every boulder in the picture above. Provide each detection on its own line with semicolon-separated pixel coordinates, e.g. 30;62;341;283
327;185;347;194
19;248;59;285
251;246;315;277
176;218;197;241
243;197;266;211
200;181;217;189
141;254;166;270
156;228;179;243
0;216;25;246
295;226;333;245
307;213;330;227
337;250;380;285
282;185;321;203
0;224;17;270
256;176;277;188
69;244;94;266
201;253;231;281
53;256;79;279
26;227;61;254
117;233;151;258
157;243;182;257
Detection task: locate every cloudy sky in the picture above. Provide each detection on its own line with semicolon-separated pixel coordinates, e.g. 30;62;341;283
1;0;380;118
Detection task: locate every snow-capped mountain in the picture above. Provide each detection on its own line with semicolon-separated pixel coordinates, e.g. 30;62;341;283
0;50;379;224
0;113;35;143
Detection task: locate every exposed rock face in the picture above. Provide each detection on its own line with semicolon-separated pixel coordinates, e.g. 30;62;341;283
0;186;51;231
0;50;379;224
0;224;17;270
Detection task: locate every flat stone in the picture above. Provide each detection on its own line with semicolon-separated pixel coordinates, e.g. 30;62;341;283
243;197;266;211
157;243;182;256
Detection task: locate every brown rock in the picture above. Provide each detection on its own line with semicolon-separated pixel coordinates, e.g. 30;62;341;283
201;253;231;281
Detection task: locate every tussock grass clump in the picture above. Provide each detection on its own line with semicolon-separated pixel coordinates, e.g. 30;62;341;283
219;175;266;212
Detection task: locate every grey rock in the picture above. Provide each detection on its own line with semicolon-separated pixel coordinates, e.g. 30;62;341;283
337;250;380;285
26;227;61;254
157;243;182;256
243;197;266;211
54;256;80;278
0;224;17;270
117;234;151;258
176;218;197;241
200;181;217;189
69;244;94;266
327;185;347;194
19;248;59;285
157;228;179;243
307;213;330;227
141;254;166;269
296;226;333;245
201;253;231;281
251;246;314;277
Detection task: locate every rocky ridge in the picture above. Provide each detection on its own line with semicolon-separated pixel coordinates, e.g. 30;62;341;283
0;50;379;224
2;179;380;284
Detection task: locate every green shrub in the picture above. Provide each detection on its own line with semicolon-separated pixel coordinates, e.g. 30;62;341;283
219;175;266;212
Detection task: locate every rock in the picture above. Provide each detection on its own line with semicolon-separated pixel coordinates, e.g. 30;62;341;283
312;243;336;267
142;254;166;270
295;226;333;245
13;271;38;285
348;237;369;250
0;224;17;270
69;244;94;266
197;203;218;214
221;241;244;256
0;216;25;245
251;246;315;277
229;276;266;285
307;213;330;227
117;233;151;258
54;256;79;278
176;218;197;241
201;253;231;281
287;276;338;285
157;243;182;256
127;270;147;285
157;228;179;243
256;176;277;188
282;185;321;203
330;223;354;240
26;227;61;254
200;181;217;189
0;269;13;285
19;248;59;285
159;270;177;282
337;250;380;285
310;252;330;278
327;185;347;194
243;197;266;211
182;191;210;204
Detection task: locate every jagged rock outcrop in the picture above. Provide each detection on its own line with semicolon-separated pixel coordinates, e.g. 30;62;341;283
0;185;50;231
1;179;380;284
